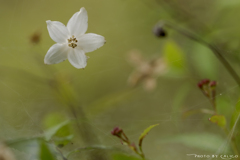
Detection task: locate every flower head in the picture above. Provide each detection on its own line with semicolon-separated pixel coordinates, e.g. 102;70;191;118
127;50;168;91
45;7;106;69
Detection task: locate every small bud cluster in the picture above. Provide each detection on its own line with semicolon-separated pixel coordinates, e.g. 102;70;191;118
111;127;129;143
111;127;123;138
198;79;210;89
111;127;144;158
198;79;217;112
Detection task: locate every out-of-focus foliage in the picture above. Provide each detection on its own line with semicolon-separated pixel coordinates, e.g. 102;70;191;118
1;0;240;159
39;142;55;160
112;154;142;160
138;124;159;148
159;133;230;152
163;40;186;76
209;115;226;128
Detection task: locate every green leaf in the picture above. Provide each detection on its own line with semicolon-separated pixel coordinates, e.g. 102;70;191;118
163;40;186;75
43;112;68;129
216;96;232;116
112;154;142;160
54;135;74;147
11;149;31;160
39;141;55;160
44;120;70;141
192;44;217;79
159;133;230;152
209;115;226;128
7;138;40;159
183;109;215;118
138;124;159;149
230;98;240;129
230;110;240;129
235;98;240;112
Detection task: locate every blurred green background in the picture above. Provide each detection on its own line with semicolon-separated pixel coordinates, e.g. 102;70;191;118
1;0;240;160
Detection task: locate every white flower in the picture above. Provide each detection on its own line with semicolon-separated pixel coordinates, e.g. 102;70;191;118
44;7;106;69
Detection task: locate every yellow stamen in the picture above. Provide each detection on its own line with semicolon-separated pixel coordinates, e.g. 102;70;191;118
68;36;78;48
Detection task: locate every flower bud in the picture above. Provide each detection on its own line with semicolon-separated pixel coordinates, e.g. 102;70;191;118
153;25;167;37
202;79;210;84
209;81;217;87
198;82;203;89
198;79;210;89
111;127;123;137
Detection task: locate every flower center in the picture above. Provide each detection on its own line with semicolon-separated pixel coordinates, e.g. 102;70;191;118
68;35;78;48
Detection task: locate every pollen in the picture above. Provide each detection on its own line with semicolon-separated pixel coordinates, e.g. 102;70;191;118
68;43;77;48
67;35;78;48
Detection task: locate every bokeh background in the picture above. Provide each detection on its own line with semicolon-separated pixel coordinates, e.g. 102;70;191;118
1;0;240;160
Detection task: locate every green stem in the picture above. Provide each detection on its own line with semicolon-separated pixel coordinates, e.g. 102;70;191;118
68;103;109;160
223;128;240;158
211;89;217;114
55;146;68;160
53;78;109;160
161;21;240;86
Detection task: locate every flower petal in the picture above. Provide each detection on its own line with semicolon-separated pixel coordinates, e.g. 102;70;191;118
144;77;156;91
128;50;145;66
68;49;87;69
46;20;70;43
67;7;88;36
44;43;69;64
77;33;106;53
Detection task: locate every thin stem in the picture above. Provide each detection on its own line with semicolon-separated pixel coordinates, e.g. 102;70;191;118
161;21;240;86
210;99;217;114
68;103;108;160
138;146;145;159
200;89;216;112
231;141;240;158
68;104;83;139
56;147;68;160
122;132;129;142
210;89;217;113
223;128;240;158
